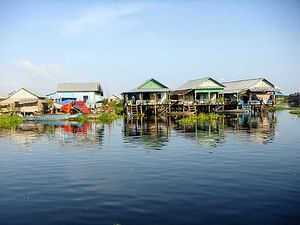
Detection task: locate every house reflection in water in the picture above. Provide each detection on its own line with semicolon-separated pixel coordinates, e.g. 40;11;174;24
224;113;276;144
0;122;104;148
51;122;105;147
174;119;226;148
123;117;171;150
173;113;276;148
0;123;47;147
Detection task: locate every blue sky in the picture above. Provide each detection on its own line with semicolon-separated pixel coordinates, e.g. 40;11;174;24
0;0;299;96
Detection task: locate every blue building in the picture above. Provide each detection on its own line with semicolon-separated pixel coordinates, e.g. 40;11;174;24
47;82;104;108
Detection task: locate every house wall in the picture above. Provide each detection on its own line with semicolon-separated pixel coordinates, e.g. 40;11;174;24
9;89;38;100
124;92;169;104
49;92;103;107
200;80;223;88
252;80;273;88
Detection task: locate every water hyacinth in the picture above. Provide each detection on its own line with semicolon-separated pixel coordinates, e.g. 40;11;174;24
96;113;120;123
177;113;224;125
290;110;300;117
0;115;24;128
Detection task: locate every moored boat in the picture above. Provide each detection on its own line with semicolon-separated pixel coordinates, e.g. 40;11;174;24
22;113;83;121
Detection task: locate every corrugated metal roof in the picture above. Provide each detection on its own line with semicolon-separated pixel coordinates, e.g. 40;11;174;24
223;78;275;94
57;82;103;93
177;77;225;90
123;88;171;94
8;88;44;98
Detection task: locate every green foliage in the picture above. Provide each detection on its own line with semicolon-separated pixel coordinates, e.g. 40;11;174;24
177;113;224;125
96;113;120;123
74;115;88;122
47;99;53;108
108;99;124;115
0;115;24;128
289;109;300;117
275;106;290;110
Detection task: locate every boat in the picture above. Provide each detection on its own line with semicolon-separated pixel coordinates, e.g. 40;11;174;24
22;113;83;121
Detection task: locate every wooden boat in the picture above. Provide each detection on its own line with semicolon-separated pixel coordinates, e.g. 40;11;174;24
22;113;83;121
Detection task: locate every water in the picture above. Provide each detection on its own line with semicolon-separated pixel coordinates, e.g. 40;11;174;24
0;111;299;225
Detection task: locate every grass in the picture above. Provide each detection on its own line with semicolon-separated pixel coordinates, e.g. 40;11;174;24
96;112;120;123
177;113;224;125
0;115;24;128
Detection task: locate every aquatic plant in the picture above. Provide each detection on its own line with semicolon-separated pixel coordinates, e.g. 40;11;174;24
73;115;88;122
0;115;24;128
275;106;290;110
177;113;224;125
289;109;300;117
96;113;120;123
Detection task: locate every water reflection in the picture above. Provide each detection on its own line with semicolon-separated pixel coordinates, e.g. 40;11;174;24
123;117;171;150
0;122;104;148
0;113;277;149
175;119;226;148
224;113;276;144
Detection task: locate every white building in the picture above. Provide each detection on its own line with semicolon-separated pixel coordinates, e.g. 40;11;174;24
47;82;104;108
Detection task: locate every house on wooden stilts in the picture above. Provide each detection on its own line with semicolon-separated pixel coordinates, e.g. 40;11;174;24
0;88;47;115
171;77;225;114
222;78;276;113
122;78;171;116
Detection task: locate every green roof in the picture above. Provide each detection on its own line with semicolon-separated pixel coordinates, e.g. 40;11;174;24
123;78;171;93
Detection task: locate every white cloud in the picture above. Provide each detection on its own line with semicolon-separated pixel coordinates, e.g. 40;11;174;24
61;4;147;35
14;60;63;77
0;60;67;95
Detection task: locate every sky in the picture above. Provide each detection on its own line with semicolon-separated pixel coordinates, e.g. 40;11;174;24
0;0;299;97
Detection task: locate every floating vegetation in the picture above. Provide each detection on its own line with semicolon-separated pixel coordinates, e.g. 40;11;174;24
73;115;88;122
177;113;224;125
275;106;290;110
96;113;120;123
0;115;24;128
289;109;300;117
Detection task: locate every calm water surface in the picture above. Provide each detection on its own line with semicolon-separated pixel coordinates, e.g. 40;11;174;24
0;111;299;225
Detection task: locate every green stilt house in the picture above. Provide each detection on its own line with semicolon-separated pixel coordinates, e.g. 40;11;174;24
122;78;171;116
170;77;225;113
173;77;225;104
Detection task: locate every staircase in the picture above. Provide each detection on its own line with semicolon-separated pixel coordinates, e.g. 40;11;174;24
130;105;138;115
188;105;197;114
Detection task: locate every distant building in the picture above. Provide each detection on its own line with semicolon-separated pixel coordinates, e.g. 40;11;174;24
223;78;276;106
47;82;104;108
108;95;120;102
0;88;47;115
288;92;300;107
275;89;285;101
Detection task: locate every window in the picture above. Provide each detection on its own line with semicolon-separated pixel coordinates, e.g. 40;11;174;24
83;96;89;102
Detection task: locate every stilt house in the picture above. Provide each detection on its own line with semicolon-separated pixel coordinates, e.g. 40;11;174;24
172;77;225;104
223;78;276;108
0;88;47;115
122;78;171;115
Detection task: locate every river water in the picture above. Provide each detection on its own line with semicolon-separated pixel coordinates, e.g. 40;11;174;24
0;111;299;225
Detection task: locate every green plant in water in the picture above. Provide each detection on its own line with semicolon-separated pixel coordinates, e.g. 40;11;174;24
96;112;120;123
289;109;300;117
177;113;224;125
0;115;24;128
74;115;88;122
275;106;290;110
